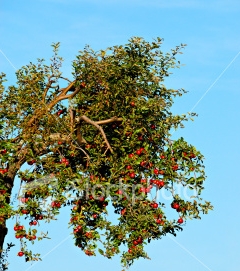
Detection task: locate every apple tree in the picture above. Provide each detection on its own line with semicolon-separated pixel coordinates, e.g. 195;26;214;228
0;37;212;269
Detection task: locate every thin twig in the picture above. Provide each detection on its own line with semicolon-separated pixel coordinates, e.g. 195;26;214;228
42;75;55;101
59;76;72;83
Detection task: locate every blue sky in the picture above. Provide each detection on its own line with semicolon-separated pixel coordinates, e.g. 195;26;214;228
1;0;240;270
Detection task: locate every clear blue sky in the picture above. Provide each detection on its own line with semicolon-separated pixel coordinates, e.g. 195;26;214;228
1;1;240;270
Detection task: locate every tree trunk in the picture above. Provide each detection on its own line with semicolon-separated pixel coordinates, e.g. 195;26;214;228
0;173;15;258
0;222;8;257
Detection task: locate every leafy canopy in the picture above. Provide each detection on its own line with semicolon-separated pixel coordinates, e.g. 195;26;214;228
0;37;212;268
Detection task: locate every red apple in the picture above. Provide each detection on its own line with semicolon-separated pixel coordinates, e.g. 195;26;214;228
133;240;138;246
120;208;126;216
116;189;123;195
20;198;29;203
80;82;86;88
172;202;180;210
158;180;165;187
172;164;179;171
156;219;163;224
178;217;184;224
0;169;7;175
99;196;105;202
35;214;43;220
130;102;135;107
18;251;24;257
189;153;196;158
61;157;68;163
57;110;64;116
21;209;28;214
129;172;135;178
136;149;142;155
27;160;36;165
14;226;19;231
145;187;151;193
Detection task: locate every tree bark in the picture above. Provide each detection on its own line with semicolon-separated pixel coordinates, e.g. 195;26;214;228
0;223;8;256
0;173;16;258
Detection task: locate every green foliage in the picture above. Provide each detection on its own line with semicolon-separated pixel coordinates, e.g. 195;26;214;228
0;37;213;268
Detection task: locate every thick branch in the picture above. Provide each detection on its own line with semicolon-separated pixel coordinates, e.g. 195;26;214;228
27;80;77;127
47;81;77;111
52;86;81;105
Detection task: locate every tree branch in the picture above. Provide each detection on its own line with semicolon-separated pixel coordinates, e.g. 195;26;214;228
77;115;114;153
47;81;79;111
95;117;123;125
59;76;72;83
42;75;55;102
48;133;71;142
75;116;123;125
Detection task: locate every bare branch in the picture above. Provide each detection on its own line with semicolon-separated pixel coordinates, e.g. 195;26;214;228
47;81;77;110
74;146;90;161
59;80;76;96
75;116;123;125
95;117;123;125
76;125;87;144
70;109;76;133
77;115;113;153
